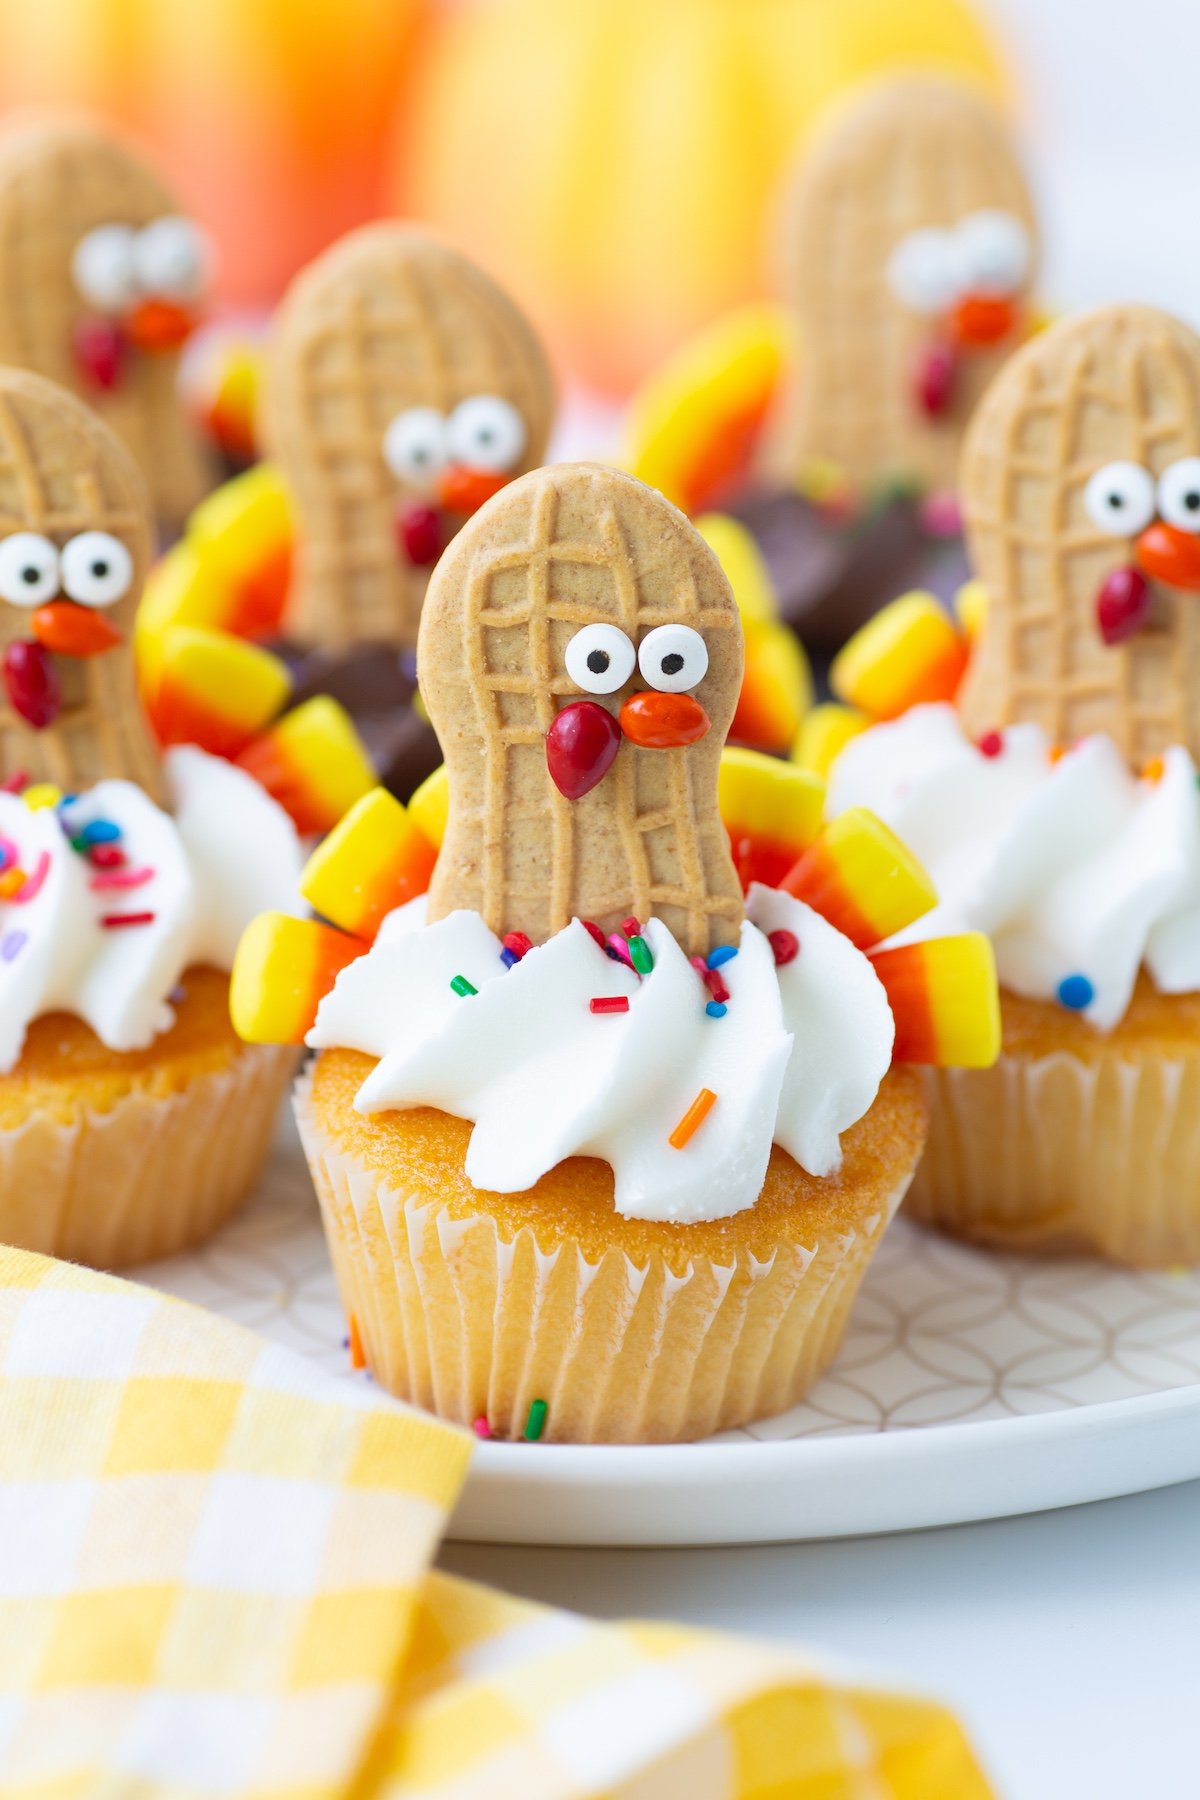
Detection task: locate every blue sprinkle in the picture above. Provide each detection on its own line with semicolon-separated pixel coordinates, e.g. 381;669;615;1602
706;945;738;969
80;819;121;846
1;931;26;963
0;844;10;873
1057;973;1094;1011
500;947;519;969
705;999;728;1019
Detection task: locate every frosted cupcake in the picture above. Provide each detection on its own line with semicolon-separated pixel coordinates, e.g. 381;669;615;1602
0;368;300;1266
829;305;1200;1267
235;464;998;1442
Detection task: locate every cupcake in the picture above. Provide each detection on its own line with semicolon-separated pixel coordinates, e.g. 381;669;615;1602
0;367;300;1267
235;464;999;1442
829;304;1200;1268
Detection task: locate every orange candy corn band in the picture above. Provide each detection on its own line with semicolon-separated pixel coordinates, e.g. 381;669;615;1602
145;626;292;759
870;935;1001;1068
231;913;362;1045
235;698;376;838
781;809;937;951
301;788;437;939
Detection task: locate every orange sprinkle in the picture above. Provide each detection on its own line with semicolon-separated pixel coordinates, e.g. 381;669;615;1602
347;1313;366;1371
1047;743;1067;765
669;1087;717;1150
1142;756;1165;784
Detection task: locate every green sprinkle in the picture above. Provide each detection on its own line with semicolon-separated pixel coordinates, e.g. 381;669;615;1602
523;1397;548;1442
450;974;477;997
628;934;654;975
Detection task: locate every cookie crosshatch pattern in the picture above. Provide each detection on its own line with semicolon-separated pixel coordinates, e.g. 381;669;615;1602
422;464;746;954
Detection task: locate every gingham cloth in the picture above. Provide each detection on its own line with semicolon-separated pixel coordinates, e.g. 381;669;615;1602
0;1248;993;1799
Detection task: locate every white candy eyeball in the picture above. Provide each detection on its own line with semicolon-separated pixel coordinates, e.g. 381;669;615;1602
637;623;709;693
446;395;527;473
59;532;134;608
71;223;138;314
1083;461;1157;537
1157;458;1200;534
382;408;448;487
886;227;964;315
565;622;636;694
955;210;1031;298
133;216;212;302
0;533;59;607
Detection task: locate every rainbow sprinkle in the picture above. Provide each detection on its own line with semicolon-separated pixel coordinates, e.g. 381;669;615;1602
590;996;630;1014
1057;973;1094;1011
101;910;156;930
523;1399;548;1443
707;945;738;969
628;934;654;975
669;1088;718;1150
472;1416;493;1440
606;933;635;969
450;974;477;998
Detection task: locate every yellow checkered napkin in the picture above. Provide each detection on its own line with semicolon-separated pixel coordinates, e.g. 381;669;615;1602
0;1247;993;1800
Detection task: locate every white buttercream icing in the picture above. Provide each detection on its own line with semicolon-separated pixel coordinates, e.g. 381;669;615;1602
828;703;1200;1031
308;886;896;1225
0;747;303;1072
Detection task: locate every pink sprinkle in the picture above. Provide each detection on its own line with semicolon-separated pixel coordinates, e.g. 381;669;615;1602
978;730;1004;759
100;910;156;930
89;866;154;892
606;933;634;968
472;1416;493;1440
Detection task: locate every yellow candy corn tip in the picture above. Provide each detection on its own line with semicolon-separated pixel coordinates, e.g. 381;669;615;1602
157;625;292;725
136;542;216;649
718;745;826;846
792;703;868;780
230;911;312;1044
695;513;779;625
822;807;939;939
409;763;450;850
830;590;965;717
940;933;1002;1068
954;578;989;642
270;696;376;814
187;462;292;568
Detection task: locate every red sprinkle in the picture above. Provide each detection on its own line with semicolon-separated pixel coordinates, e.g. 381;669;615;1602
100;910;156;930
703;968;730;1005
501;930;533;960
977;730;1004;758
582;919;607;950
89;866;154;892
0;771;28;794
590;995;630;1014
769;928;799;966
87;843;126;870
620;916;641;938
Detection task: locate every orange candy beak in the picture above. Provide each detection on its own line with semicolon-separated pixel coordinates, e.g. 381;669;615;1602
32;601;123;658
1135;521;1200;591
950;294;1018;348
619;690;710;749
127;298;197;353
436;465;510;515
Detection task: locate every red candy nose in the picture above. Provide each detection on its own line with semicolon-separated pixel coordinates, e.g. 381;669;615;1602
72;315;125;391
1136;521;1200;591
3;639;60;729
619;690;710;748
914;341;958;418
1096;566;1152;646
546;700;621;799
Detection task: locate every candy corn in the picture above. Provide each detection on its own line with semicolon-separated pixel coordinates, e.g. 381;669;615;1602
301;787;437;938
870;934;1001;1068
146;625;292;758
792;703;868;781
954;578;989;644
830;591;970;721
695;513;777;627
719;747;825;892
230;912;361;1044
732;620;813;754
780;808;937;950
408;763;449;851
234;696;376;837
193;336;261;465
185;464;293;640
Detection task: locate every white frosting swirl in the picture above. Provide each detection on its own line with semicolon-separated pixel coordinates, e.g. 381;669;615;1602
0;746;303;1072
307;885;895;1225
828;704;1200;1031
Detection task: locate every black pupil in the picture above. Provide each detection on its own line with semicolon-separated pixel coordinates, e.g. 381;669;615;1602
91;561;109;578
586;649;610;674
1108;494;1124;509
1186;492;1200;511
661;652;685;676
21;566;40;584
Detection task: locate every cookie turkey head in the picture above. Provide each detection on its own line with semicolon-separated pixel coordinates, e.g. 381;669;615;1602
265;224;556;654
765;74;1036;497
0;368;158;798
419;463;746;956
959;304;1200;767
0;116;212;530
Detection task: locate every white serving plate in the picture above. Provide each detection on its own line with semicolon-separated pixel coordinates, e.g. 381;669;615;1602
143;1117;1200;1546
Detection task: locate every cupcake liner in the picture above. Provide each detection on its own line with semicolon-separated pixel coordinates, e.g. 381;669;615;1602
0;1044;297;1269
295;1074;915;1444
909;1048;1200;1266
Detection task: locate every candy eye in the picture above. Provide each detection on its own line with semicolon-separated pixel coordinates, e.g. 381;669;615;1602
955;210;1031;298
564;622;636;694
886;227;964;315
446;395;527;473
1083;462;1156;537
0;534;59;607
1157;458;1200;534
71;224;138;314
637;623;709;693
59;532;133;607
382;408;448;487
133;216;212;302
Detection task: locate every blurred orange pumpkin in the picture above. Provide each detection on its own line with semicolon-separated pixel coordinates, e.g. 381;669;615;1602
392;0;1005;395
0;0;423;308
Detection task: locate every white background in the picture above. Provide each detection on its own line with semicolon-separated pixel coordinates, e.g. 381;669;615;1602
447;5;1200;1795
